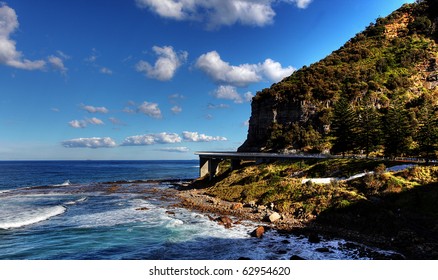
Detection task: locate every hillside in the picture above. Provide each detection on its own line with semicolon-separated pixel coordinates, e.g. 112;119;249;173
239;0;438;159
189;159;438;259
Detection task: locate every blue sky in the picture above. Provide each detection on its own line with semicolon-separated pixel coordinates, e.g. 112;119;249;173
0;0;414;160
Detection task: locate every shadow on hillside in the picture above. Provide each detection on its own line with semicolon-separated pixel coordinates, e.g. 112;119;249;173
312;181;438;259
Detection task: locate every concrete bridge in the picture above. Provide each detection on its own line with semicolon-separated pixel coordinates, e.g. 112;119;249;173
195;151;330;179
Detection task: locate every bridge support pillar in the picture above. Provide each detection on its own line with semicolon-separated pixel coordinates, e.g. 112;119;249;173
199;157;222;180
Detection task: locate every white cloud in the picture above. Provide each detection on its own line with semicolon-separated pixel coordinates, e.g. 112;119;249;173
0;4;46;70
122;132;182;146
205;114;214;120
212;85;243;103
136;0;314;28
100;67;113;75
137;101;162;119
85;48;112;75
169;93;185;104
85;48;99;63
243;91;254;102
68;117;104;128
207;103;230;109
62;137;117;149
69;120;87;129
182;131;227;142
160;147;190;153
108;117;125;126
86;117;104;125
171;105;182;114
196;51;260;87
123;107;135;114
48;55;68;74
211;85;253;104
82;105;109;114
136;45;188;81
260;58;295;82
286;0;313;9
196;51;294;87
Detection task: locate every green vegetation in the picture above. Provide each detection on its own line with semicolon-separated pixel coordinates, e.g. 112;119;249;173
199;159;436;216
247;0;438;161
194;159;438;258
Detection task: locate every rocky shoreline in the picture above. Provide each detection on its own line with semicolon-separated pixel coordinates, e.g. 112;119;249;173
169;184;407;260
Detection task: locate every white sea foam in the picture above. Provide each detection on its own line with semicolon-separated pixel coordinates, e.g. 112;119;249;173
64;196;88;205
52;180;71;187
0;205;66;230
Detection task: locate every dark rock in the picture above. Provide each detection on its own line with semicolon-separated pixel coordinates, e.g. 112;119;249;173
166;211;176;215
216;216;233;228
251;226;265;238
308;233;321;243
277;250;288;255
238;257;251;260
136;207;149;211
315;247;331;253
290;255;305;260
281;239;291;244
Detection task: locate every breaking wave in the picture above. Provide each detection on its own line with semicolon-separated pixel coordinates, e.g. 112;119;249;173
0;205;66;230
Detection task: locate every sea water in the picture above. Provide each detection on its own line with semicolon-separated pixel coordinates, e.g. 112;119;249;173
0;160;398;260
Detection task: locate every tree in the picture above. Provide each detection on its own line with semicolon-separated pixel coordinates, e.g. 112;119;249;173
356;103;383;157
417;106;438;161
384;104;413;158
331;98;358;157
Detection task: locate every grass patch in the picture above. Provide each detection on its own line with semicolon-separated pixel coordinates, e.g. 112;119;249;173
199;159;437;221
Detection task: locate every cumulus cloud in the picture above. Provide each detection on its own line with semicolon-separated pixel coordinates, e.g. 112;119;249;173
286;0;313;9
81;104;109;114
171;105;182;114
85;48;113;75
196;51;294;87
136;45;188;81
137;101;162;119
47;54;68;74
159;147;190;153
122;133;182;146
182;131;227;142
62;137;117;149
68;118;105;128
244;91;254;102
212;85;243;103
260;58;295;82
211;85;253;104
87;117;104;125
69;120;87;129
123;107;135;114
135;0;312;28
196;51;259;87
0;4;46;70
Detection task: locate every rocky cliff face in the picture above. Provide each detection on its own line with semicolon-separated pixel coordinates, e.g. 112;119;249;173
239;1;438;153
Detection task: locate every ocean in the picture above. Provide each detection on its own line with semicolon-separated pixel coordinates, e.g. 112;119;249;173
0;160;398;260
